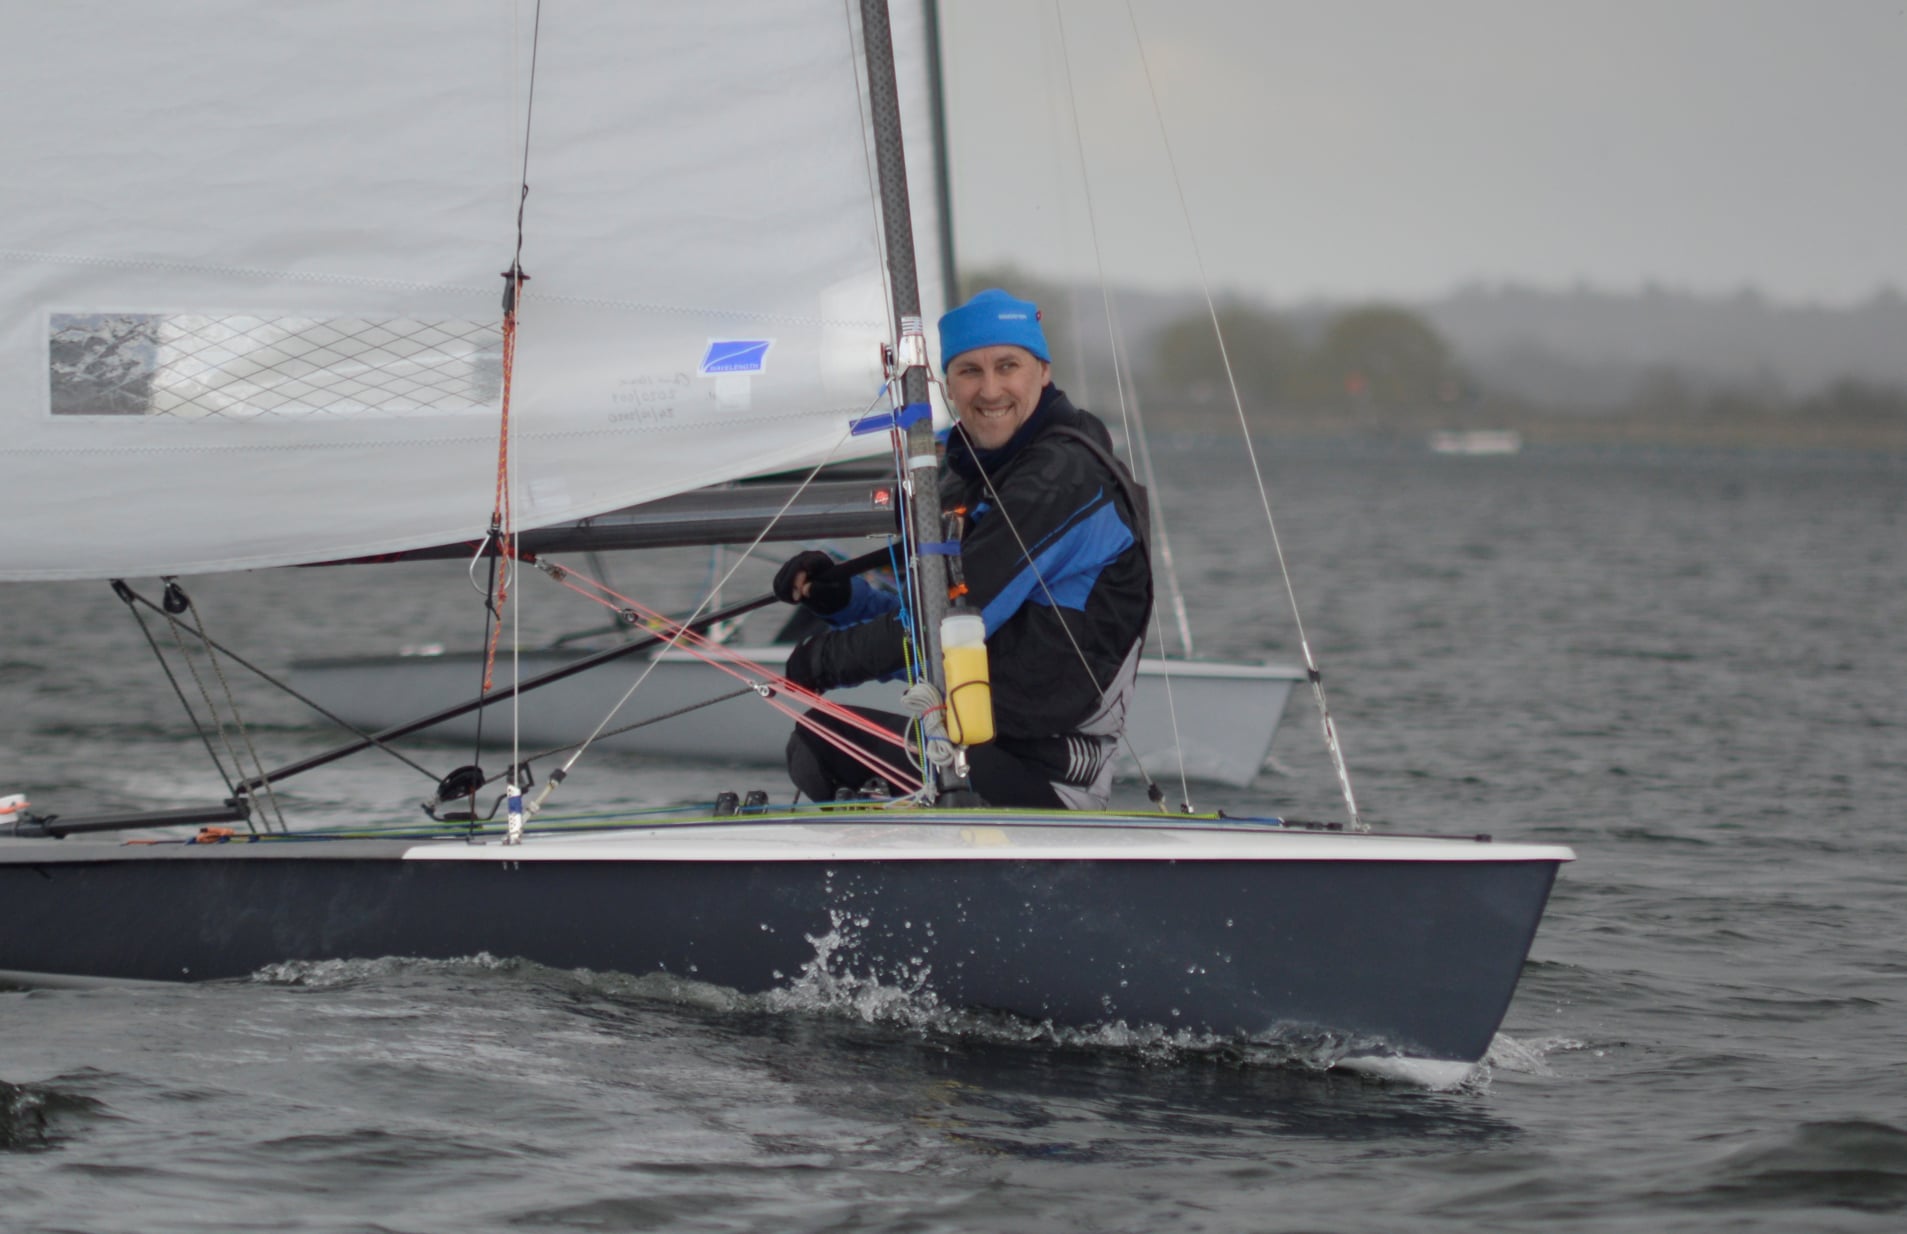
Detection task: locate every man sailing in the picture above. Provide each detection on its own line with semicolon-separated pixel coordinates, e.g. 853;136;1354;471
774;288;1153;808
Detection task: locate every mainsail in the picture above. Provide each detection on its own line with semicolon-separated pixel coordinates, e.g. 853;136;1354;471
0;2;949;580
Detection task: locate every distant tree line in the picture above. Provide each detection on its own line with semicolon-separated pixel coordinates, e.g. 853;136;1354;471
1145;301;1469;413
1626;367;1907;424
958;267;1468;417
956;267;1906;446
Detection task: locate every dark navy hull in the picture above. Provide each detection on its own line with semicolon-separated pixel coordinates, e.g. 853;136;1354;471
0;833;1561;1063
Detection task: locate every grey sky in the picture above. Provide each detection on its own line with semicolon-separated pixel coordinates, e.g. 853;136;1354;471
937;0;1907;306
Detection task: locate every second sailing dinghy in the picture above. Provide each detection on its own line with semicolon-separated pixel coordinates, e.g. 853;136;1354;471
0;1;1570;1081
288;640;1306;788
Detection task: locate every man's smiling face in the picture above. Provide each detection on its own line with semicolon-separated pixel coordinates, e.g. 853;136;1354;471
945;345;1051;450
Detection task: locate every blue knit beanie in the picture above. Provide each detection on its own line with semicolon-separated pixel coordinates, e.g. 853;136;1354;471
938;288;1050;367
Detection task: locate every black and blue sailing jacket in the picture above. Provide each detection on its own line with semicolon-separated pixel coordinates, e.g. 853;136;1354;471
796;385;1153;753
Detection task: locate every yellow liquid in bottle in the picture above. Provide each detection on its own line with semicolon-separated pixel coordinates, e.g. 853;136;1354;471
941;644;994;746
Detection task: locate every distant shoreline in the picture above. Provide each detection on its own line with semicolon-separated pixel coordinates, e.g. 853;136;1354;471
1148;404;1907;455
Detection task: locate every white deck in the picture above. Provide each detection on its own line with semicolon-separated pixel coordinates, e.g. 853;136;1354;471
401;815;1579;865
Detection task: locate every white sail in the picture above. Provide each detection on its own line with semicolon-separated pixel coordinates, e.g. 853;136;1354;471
0;1;948;580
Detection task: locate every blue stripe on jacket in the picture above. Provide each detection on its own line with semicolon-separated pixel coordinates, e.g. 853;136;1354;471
979;496;1135;634
817;490;1135;638
823;575;901;628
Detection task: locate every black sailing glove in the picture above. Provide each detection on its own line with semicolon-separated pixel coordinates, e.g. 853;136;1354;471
782;636;827;692
772;550;852;615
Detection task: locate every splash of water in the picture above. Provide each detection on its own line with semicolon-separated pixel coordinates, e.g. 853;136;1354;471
0;1079;50;1150
0;1078;102;1152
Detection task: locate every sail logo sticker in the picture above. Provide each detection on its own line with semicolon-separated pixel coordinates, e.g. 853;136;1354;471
700;339;772;375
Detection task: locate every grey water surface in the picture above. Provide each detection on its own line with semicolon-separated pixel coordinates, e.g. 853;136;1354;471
3;438;1903;1232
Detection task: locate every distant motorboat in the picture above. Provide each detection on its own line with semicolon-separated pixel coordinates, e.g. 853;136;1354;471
1428;430;1523;456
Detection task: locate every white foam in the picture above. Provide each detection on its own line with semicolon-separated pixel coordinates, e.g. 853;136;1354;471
1336;1054;1479;1092
247;952;515;989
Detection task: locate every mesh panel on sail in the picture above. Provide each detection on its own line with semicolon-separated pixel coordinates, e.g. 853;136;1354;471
50;313;501;419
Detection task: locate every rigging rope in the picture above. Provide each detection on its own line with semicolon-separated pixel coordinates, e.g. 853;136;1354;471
1048;6;1193;809
158;583;288;832
1119;0;1364;831
489;684;762;771
533;559;924;797
112;581;246;827
481;0;544;839
1109;336;1195;658
1109;339;1197;809
111;580;289;832
479;205;530;700
112;582;444;790
1105;339;1196;810
509;402;933;814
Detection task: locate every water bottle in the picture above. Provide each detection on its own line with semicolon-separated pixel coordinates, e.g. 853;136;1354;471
938;610;994;746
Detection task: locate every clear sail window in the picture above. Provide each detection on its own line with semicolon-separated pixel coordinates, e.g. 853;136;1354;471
49;313;503;418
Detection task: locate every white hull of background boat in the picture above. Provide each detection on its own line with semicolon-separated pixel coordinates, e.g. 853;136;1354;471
1428;430;1524;456
289;649;1304;787
0;810;1572;1077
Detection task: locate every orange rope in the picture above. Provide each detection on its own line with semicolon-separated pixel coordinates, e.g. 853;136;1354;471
480;305;521;694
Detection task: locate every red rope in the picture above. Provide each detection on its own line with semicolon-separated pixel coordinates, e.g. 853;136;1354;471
480;306;521;695
544;564;925;793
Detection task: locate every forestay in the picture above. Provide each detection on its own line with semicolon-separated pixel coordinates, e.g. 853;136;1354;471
0;1;948;580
